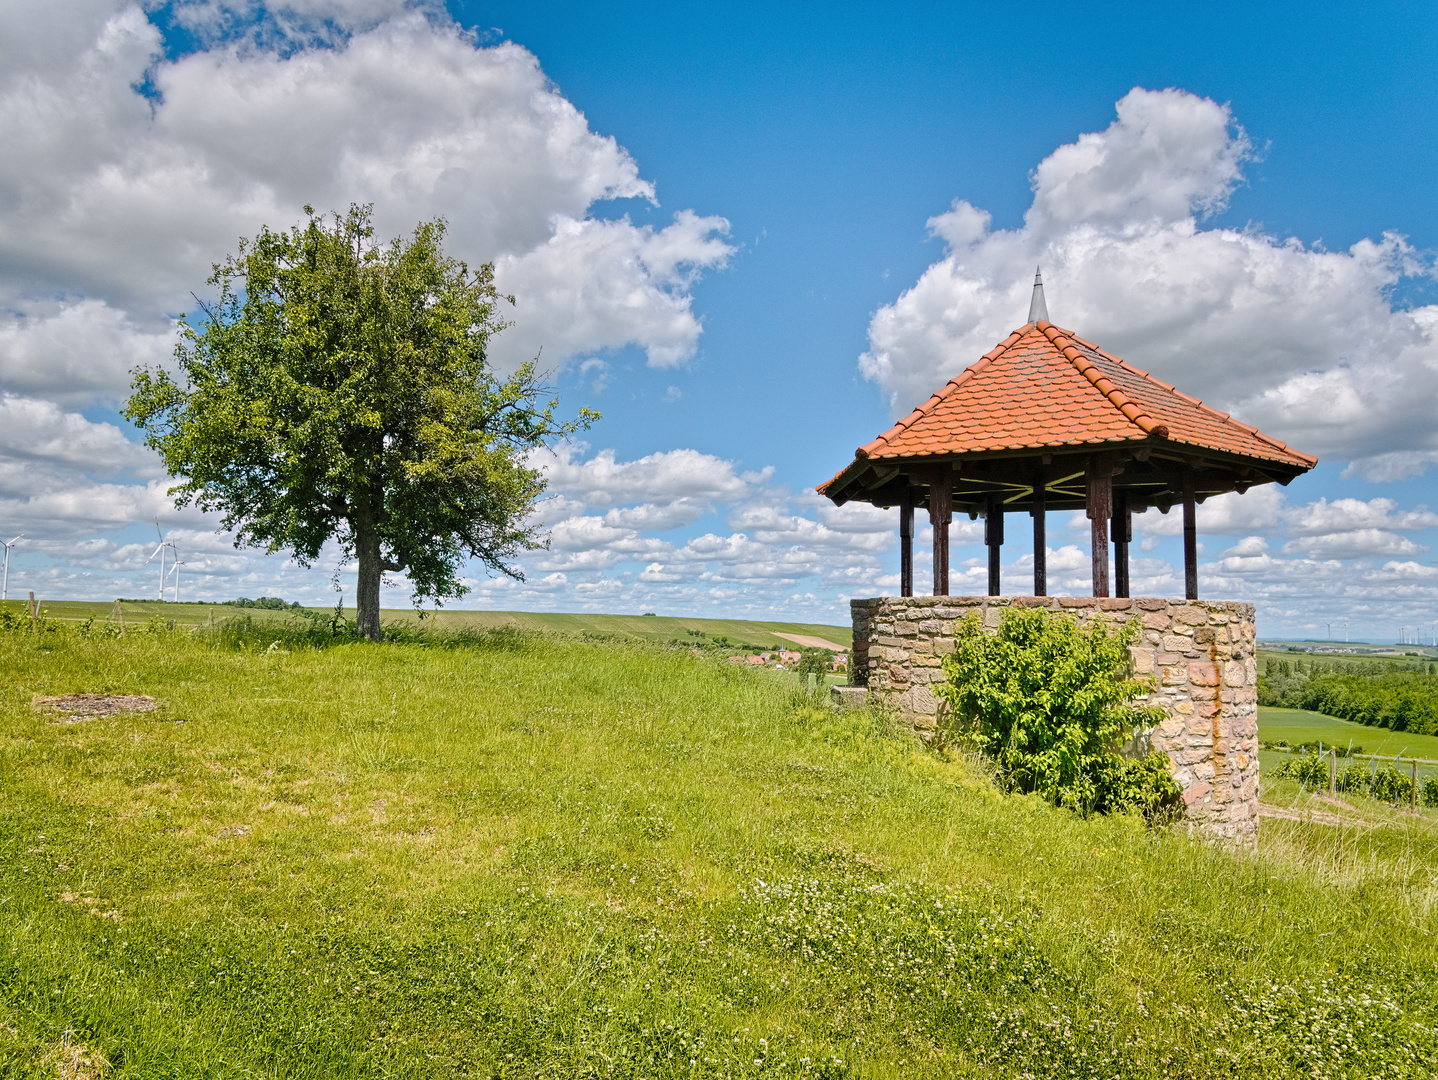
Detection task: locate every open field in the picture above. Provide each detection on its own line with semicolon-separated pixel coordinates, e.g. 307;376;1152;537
4;623;1438;1077
1259;706;1438;760
0;599;851;650
1260;640;1438;659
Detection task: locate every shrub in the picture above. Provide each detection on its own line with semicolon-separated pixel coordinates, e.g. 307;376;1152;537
936;607;1177;819
1424;776;1438;808
1271;751;1332;787
1370;766;1407;804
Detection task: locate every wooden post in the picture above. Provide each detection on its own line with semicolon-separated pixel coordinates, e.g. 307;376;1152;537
899;490;914;598
1182;472;1199;601
116;599;125;639
209;607;215;630
1413;759;1420;810
1112;489;1131;599
985;492;1003;596
1031;481;1047;597
29;591;37;634
1329;750;1337;797
1087;463;1111;598
929;469;952;597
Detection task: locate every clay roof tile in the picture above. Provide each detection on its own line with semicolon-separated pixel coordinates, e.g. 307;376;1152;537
822;319;1317;494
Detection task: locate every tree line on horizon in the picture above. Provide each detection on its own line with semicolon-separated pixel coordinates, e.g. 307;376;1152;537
1260;657;1438;736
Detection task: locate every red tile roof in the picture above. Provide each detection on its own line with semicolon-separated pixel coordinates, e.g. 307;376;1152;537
851;321;1316;469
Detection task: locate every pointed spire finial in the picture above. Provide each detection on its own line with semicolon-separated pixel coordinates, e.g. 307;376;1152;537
1027;266;1048;323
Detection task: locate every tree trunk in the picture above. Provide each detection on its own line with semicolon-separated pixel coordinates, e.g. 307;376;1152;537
354;510;384;642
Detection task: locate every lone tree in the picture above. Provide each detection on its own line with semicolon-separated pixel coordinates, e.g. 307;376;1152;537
126;204;595;641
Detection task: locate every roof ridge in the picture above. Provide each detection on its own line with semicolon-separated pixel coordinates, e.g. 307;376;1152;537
1036;322;1170;440
1077;334;1318;467
856;324;1031;458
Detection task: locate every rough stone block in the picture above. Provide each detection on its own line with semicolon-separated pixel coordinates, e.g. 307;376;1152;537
911;685;939;716
1183;782;1213;805
1174;606;1209;626
1188;661;1220;686
830;685;869;709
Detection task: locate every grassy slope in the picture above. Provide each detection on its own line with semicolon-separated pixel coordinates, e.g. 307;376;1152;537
0;599;851;649
2;627;1437;1078
1260;706;1438;760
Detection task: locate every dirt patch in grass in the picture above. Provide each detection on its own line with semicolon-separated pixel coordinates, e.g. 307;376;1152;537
40;1038;110;1079
1260;803;1345;827
57;892;123;920
33;694;157;722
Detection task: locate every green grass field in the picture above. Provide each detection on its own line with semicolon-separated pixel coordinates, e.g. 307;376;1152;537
1259;706;1438;761
3;622;1438;1077
0;599;851;650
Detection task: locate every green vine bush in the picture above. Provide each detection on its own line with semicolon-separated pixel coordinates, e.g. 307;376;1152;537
1269;753;1438;807
936;608;1180;820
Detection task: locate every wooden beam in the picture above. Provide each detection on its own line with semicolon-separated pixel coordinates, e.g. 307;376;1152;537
1183;472;1199;600
1087;461;1111;598
1112;489;1130;599
985;492;1003;596
929;467;952;596
1031;481;1046;597
899;490;914;598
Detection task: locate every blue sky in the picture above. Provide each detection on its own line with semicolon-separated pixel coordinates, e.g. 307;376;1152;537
2;0;1436;641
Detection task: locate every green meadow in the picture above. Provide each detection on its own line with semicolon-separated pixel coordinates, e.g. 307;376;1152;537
3;621;1438;1078
1258;706;1438;759
0;599;851;651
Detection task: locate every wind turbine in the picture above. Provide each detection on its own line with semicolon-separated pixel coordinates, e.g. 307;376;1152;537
164;544;187;603
145;523;176;601
1;534;21;601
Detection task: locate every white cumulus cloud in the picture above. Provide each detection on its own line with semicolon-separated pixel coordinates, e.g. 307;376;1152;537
862;86;1438;474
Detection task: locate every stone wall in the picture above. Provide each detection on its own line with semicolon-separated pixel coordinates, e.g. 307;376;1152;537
850;596;1258;844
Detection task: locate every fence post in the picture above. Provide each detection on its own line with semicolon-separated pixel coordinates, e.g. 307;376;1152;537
28;591;37;634
1413;759;1420;811
1329;750;1337;797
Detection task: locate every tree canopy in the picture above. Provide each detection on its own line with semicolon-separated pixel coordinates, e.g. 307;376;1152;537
126;204;595;640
